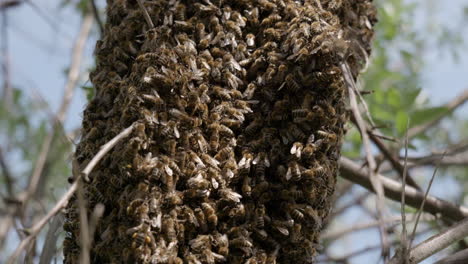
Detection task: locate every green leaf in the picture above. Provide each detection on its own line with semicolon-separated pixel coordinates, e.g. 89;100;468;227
81;85;95;101
395;111;408;135
387;88;402;108
410;106;448;127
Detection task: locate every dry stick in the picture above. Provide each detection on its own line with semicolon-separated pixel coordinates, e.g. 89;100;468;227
407;89;468;139
38;214;64;264
321;227;434;264
368;128;421;190
341;61;389;259
77;181;90;264
330;191;370;219
1;8;12;107
404;139;468;162
409;151;447;248
322;213;436;241
403;140;468;168
23;14;93;206
7;123;136;264
0;0;21;9
389;217;468;264
401;125;410;264
137;0;155;29
434;248;468;264
339;157;468;222
90;0;103;35
0;146;14;197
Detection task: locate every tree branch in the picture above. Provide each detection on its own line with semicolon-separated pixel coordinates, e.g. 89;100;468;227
339;157;468;222
389;217;468;264
7;122;136;264
341;61;389;258
22;13;93;206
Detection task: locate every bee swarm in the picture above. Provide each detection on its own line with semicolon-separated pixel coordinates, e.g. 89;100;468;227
64;0;376;263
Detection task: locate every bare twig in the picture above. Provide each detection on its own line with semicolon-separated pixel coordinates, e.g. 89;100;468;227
1;7;12;107
322;213;436;241
331;191;370;219
90;0;103;35
7;123;136;264
341;61;389;258
434;248;468;264
389;217;468;264
0;0;22;10
22;14;93;205
401;126;410;264
7;181;79;264
77;181;90;264
0;146;14;197
339;157;468;222
368;127;421;190
407;89;468;138
38;214;64;264
409;151;446;248
137;0;155;29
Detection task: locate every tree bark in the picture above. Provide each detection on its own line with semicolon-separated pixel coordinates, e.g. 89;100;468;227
64;0;376;263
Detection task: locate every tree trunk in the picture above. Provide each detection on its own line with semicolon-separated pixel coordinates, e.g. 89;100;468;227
64;0;376;263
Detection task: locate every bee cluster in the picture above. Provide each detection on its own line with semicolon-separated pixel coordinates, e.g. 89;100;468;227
64;0;376;263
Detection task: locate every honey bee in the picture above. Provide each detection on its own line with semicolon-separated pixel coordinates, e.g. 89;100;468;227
280;73;301;93
215;146;233;161
244;7;259;26
162;216;177;242
189;234;211;253
290;142;303;158
174;3;187;21
303;206;322;229
187;172;210;190
242;176;252;197
261;13;282;27
219;187;242;203
288;123;307;142
224;70;244;90
286;161;301;181
230;237;253;249
226;20;242;37
202;202;218;228
192;208;208;233
317;129;338;144
254;204;266;229
245;33;256;47
263;27;281;41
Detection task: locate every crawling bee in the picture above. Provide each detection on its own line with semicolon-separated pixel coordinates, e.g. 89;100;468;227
202;202;218;228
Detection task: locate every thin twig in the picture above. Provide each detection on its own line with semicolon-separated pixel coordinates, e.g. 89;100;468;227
137;0;155;29
339;157;468;222
1;7;12;107
77;181;90;264
389;217;468;264
0;0;22;10
0;146;14;197
434;248;468;264
22;14;93;205
401;124;410;264
322;213;435;241
38;214;64;264
90;0;103;35
341;61;389;258
367;126;421;190
409;151;447;248
407;89;468;138
7;123;136;264
331;191;370;219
